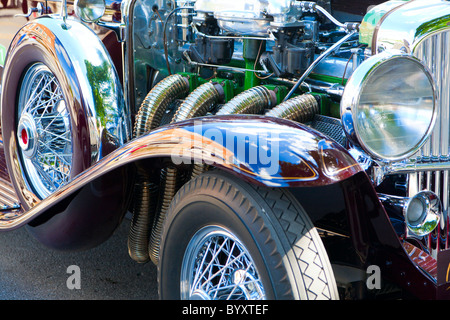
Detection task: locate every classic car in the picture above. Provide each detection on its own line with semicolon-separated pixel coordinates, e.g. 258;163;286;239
0;0;448;300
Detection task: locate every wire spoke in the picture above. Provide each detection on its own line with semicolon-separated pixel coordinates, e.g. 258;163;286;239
183;227;266;300
17;64;72;199
38;140;72;168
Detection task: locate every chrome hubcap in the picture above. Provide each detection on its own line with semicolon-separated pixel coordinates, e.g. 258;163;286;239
17;63;72;199
17;113;38;158
181;226;266;300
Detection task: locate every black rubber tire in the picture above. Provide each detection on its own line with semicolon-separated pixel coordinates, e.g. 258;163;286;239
158;170;338;300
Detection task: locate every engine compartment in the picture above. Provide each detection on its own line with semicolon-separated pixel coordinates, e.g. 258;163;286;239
130;0;367;125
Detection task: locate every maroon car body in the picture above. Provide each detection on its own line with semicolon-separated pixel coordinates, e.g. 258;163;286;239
1;0;449;300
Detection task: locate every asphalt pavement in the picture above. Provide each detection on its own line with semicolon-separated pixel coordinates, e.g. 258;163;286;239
0;219;158;299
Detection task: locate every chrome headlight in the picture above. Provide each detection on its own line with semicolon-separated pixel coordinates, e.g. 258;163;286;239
341;51;437;161
74;0;105;23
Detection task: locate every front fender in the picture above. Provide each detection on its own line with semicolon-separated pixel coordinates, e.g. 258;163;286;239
0;116;363;250
0;15;131;211
1;16;131;164
164;115;363;187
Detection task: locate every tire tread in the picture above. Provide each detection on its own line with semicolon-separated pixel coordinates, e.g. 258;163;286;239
159;171;337;300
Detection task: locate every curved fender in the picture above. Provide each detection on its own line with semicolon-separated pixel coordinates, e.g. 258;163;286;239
168;115;363;187
0;115;363;249
1;16;131;212
1;16;131;164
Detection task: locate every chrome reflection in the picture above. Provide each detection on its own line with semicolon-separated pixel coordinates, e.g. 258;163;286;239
404;191;441;237
0;116;363;230
379;191;441;237
372;0;450;55
74;0;106;23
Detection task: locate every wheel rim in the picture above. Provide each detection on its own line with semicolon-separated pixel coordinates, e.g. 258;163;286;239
181;225;266;300
17;63;72;199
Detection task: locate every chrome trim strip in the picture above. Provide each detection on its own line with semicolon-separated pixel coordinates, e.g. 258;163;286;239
385;161;450;175
370;0;412;55
120;0;134;113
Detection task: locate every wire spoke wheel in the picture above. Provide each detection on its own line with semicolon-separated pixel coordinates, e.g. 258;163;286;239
159;171;339;300
17;63;72;199
181;226;266;300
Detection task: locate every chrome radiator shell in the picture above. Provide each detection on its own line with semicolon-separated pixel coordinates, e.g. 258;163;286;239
371;0;450;252
409;30;450;252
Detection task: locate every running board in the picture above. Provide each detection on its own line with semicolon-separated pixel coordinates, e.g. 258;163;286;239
0;177;22;223
0;178;20;209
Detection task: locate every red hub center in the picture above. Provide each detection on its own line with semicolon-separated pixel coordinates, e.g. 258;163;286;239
21;128;28;146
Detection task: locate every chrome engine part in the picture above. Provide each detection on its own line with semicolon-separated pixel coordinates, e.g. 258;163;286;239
193;0;304;36
130;0;353;111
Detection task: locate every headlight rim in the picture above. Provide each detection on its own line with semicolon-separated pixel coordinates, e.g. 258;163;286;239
341;50;438;162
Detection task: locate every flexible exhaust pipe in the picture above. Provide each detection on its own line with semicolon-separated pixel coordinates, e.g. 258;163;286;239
131;78;318;265
128;74;189;263
189;85;277;179
133;74;190;137
265;93;319;122
216;86;276;115
149;85;276;264
147;81;224;265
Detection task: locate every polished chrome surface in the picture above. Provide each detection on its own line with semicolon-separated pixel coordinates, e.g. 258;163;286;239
369;1;450;253
180;225;265;300
17;63;72;199
194;0;301;34
15;2;45;18
172;82;222;122
414;31;450;163
0;178;20;212
36;16;131;154
1;16;130;209
406;28;450;253
378;191;442;237
216;86;275;115
119;0;133;111
373;0;450;54
265;93;318;122
404;191;441;237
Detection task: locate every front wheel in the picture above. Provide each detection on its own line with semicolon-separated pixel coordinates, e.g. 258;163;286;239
158;171;338;300
1;34;91;210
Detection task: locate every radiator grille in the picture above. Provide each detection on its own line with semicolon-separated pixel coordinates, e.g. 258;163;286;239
409;30;450;253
